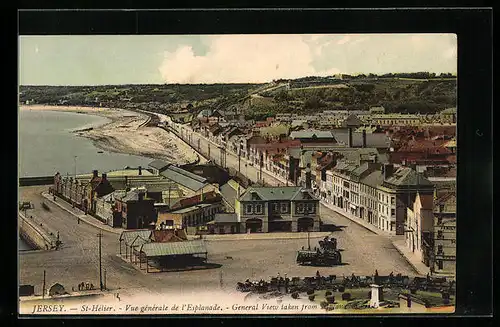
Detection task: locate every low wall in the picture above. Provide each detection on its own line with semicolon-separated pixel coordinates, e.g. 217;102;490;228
19;176;54;187
19;213;58;251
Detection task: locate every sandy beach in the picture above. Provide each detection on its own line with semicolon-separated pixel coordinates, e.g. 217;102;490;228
20;105;199;165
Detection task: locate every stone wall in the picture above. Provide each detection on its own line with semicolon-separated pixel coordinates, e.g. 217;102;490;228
19;213;57;251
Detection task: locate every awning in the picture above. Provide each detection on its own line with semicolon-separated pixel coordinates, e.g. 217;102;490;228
139;240;207;257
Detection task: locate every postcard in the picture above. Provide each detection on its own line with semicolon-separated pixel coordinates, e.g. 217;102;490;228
18;33;457;315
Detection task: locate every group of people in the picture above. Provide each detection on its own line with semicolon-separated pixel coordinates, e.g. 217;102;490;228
77;282;94;291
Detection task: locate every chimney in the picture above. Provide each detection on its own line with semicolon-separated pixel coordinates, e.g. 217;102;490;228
362;130;367;148
101;173;107;181
93;170;98;178
348;127;353;148
305;163;312;189
138;166;142;175
383;164;394;180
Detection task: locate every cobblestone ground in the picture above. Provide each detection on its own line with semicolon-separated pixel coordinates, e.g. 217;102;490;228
19;186;415;297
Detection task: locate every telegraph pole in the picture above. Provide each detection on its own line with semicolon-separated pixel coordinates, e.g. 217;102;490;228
307;228;311;250
42;270;46;299
97;232;103;290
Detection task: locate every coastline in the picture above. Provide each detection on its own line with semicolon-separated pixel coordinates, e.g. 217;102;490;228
20;105;199;165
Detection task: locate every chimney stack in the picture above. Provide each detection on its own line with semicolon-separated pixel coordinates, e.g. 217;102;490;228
382;164;394;180
362;130;367;148
348;127;353;148
93;170;98;178
138;166;142;175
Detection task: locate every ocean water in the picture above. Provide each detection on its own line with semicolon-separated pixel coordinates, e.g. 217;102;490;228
19;236;32;251
18;109;154;177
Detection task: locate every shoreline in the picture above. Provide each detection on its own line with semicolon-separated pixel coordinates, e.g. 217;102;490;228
20;105;199;165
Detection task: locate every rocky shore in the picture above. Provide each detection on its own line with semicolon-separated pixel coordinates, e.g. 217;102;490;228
20;105;198;165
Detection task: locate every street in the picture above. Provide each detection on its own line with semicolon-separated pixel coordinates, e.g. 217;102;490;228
20;185;415;296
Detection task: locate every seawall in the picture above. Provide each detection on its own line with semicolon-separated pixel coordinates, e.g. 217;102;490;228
19;212;58;251
19;176;54;187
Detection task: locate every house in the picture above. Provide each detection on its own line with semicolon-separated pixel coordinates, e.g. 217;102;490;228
219;179;245;212
148;159;171;175
405;193;434;268
114;189;157;229
331;162;435;235
160;165;215;195
289;129;337;144
341;114;364;128
156;202;223;230
207;213;241;234
207;124;223;142
433;191;456;275
235;186;320;233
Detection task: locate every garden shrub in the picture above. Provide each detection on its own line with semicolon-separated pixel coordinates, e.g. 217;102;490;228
326;295;335;304
308;295;316;301
341;293;351;301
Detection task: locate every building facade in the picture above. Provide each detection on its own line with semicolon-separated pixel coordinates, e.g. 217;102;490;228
235;186;320;233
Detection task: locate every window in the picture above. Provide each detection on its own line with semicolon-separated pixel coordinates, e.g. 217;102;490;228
281;203;288;213
391;209;395;216
272;203;279;212
437;245;444;254
255;204;263;214
297;203;305;213
307;203;315;213
437;230;444;239
245;204;253;214
391;197;395;205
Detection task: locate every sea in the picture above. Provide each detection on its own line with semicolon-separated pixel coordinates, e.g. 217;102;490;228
18;109;153;177
18;109;154;250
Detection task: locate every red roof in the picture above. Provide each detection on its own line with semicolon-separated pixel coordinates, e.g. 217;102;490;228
171;191;219;210
151;230;187;242
252;139;302;150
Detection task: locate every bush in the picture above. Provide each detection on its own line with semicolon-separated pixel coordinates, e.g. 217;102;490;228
338;286;345;293
442;292;450;300
308;295;316;301
410;288;417;295
443;298;450;305
306;289;315;295
291;292;299;299
341;293;351;301
320;301;328;309
325;291;332;297
326;295;335;304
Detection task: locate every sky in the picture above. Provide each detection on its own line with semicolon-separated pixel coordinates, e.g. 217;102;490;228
19;34;457;85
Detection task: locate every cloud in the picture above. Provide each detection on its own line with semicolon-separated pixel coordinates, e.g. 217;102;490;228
158;35;338;83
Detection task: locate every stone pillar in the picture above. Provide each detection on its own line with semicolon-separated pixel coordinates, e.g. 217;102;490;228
369;284;383;308
313;220;320;232
291;221;298;232
262;221;268;233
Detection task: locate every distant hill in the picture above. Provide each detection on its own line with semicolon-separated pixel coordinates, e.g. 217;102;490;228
19;74;456;118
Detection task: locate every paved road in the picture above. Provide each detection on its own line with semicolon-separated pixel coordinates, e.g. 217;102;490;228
19;185;416;299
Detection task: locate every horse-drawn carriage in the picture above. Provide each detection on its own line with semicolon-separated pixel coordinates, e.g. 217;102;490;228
296;236;342;266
